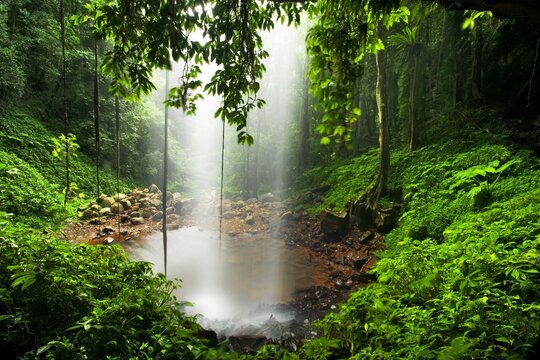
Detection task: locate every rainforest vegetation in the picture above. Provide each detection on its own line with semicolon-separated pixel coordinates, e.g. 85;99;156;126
1;0;539;359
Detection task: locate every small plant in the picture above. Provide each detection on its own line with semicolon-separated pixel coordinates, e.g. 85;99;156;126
50;133;80;159
449;159;520;208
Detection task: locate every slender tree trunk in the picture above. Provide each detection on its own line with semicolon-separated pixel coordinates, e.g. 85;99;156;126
471;30;484;104
60;0;70;206
94;36;100;199
162;71;169;277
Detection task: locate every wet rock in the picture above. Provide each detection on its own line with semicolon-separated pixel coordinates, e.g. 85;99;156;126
102;197;115;207
102;237;115;245
228;335;267;354
120;199;131;210
375;207;400;232
245;215;255;225
353;258;368;269
99;207;111;216
131;217;145;225
148;184;161;194
197;328;218;347
111;203;124;214
319;210;349;236
151;211;163;222
259;192;275;203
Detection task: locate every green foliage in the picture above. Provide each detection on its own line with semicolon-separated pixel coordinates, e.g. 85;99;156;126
0;217;234;359
0;150;65;225
298;140;540;358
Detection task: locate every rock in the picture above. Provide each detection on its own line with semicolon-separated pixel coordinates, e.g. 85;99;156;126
167;214;180;223
120;199;131;210
151;211;163;222
245;215;255;225
130;211;141;218
89;219;102;225
121;215;130;223
82;209;97;219
113;193;127;202
280;211;293;222
150;199;162;208
197;328;218;347
259;192;275;203
131;217;145;225
99;207;111;216
102;197;115;207
167;223;180;231
239;190;250;200
166;207;174;215
319;210;349;236
142;209;154;219
358;231;375;244
353;258;368;269
148;184;161;194
90;204;100;211
375;207;400;232
98;194;108;203
222;211;235;219
111;203;124;214
228;335;267;354
102;227;115;234
172;192;182;202
102;237;115;245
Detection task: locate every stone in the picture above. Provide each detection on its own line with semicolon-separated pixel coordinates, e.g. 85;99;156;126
375;207;400;232
120;199;131;210
113;193;127;202
130;211;141;218
82;209;97;219
131;217;145;225
150;199;162;208
166;223;180;231
111;203;124;214
142;209;154;219
245;215;255;225
319;210;349;236
89;219;102;225
166;207;174;215
239;190;250;200
167;214;180;223
228;335;267;354
172;192;182;202
99;207;111;216
102;237;115;245
353;258;368;269
148;184;161;194
102;197;115;207
90;204;100;211
151;211;163;222
258;192;275;203
280;211;293;222
222;212;235;219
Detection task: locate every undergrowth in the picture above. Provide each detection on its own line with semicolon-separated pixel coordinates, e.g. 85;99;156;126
294;139;540;359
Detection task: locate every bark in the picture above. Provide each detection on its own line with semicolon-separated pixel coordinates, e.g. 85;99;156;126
471;30;484;104
162;72;169;277
409;55;420;150
298;74;310;171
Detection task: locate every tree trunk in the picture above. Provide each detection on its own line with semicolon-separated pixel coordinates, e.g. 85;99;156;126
408;55;419;150
471;29;484;104
298;73;310;171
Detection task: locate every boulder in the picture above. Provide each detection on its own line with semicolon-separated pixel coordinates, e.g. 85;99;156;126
113;193;127;202
245;215;255;225
258;192;275;203
120;199;131;210
148;184;161;194
280;211;293;222
167;214;181;223
150;199;162;208
228;335;267;354
82;209;97;219
142;209;154;219
102;237;115;245
131;217;145;225
111;203;124;214
99;207;111;216
130;211;141;218
319;210;349;236
102;197;115;207
166;223;180;231
151;211;163;222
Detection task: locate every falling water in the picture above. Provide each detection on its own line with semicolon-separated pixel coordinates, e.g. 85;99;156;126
124;23;315;336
